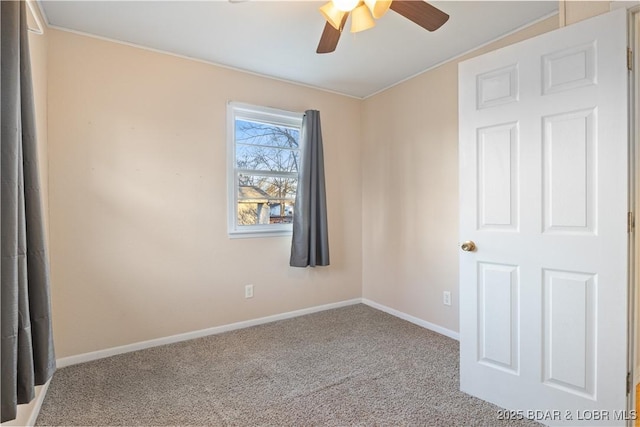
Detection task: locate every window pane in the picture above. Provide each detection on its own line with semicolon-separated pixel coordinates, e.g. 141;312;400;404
235;119;300;149
238;175;297;200
237;200;295;225
228;103;302;236
237;201;271;225
236;144;299;173
269;201;295;224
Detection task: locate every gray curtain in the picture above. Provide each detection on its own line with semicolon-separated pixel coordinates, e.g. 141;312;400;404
290;110;330;267
1;1;56;422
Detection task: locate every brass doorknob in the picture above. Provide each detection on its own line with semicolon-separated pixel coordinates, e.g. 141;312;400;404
461;241;476;252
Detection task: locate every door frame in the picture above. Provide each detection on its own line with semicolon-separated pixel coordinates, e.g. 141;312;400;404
628;2;640;419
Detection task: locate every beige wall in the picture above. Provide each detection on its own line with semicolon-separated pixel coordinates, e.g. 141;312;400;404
361;17;560;333
360;2;613;334
45;2;615;359
563;1;611;25
47;30;363;358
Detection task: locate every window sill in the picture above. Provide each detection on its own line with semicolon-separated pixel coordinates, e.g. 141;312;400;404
228;229;293;239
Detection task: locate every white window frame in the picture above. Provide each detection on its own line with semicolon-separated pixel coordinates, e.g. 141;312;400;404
227;102;303;238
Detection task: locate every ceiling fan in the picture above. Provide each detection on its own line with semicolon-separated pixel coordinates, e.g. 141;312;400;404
317;0;449;54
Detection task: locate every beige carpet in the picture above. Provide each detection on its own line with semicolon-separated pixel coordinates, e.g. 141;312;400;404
36;304;539;426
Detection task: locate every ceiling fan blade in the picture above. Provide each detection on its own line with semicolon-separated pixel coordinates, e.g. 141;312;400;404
316;14;349;54
389;0;449;32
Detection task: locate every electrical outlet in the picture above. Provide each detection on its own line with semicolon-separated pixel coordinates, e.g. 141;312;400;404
443;291;451;306
245;284;254;299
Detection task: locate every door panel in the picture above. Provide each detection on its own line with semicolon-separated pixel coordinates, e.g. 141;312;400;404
542;109;596;234
542;269;596;398
477;123;519;230
459;9;628;426
478;262;519;373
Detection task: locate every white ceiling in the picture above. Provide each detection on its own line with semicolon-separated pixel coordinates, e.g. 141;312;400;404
38;1;558;98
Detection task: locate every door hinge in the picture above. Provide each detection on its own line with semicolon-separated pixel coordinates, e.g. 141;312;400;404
630;212;635;233
628;48;633;71
627;372;632;394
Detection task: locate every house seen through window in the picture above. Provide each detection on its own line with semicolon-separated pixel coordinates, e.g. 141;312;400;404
227;103;303;237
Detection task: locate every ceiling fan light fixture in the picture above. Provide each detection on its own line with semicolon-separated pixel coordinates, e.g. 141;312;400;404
319;2;347;30
350;3;375;33
364;0;392;19
331;0;360;12
316;0;449;54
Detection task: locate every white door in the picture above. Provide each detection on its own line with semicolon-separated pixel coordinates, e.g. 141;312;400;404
459;9;629;426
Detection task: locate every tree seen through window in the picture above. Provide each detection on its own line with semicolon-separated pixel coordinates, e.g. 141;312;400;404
235;119;300;226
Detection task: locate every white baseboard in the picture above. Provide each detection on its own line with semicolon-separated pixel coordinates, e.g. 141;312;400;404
27;380;51;427
57;298;362;368
361;298;460;341
57;297;459;368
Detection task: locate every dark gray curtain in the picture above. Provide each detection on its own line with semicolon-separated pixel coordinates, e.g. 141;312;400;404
1;1;56;422
290;110;330;267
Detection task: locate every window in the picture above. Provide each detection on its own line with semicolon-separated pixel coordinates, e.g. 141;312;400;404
227;102;303;238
